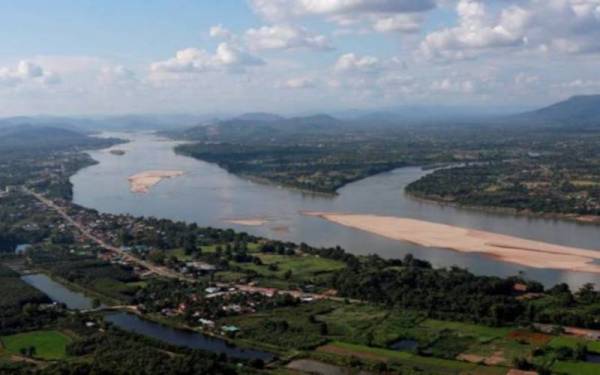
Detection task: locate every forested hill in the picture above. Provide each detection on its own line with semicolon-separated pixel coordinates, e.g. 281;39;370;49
163;114;350;143
0;126;115;155
515;95;600;127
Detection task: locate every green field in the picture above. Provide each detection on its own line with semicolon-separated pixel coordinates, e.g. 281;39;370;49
235;253;345;282
0;330;71;360
319;341;507;375
548;336;600;353
553;360;600;375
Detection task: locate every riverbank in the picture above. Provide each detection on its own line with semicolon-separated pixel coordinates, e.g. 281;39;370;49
406;191;600;225
303;211;600;274
128;170;185;193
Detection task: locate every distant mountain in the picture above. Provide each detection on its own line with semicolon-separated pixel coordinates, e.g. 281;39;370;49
233;112;284;122
0;113;222;132
517;95;600;127
167;113;345;142
0;126;115;154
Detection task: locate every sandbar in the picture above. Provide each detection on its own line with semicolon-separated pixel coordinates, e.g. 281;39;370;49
224;218;269;226
128;170;184;193
303;211;600;273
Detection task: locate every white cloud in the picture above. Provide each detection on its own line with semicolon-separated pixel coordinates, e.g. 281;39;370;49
209;25;234;39
419;0;530;61
430;78;477;94
251;0;435;19
150;43;264;74
245;25;332;51
99;65;136;85
278;76;316;89
372;14;423;33
420;0;600;62
334;53;380;73
0;60;59;87
249;0;436;33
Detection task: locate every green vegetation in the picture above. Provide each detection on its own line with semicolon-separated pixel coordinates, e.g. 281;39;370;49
234;253;345;284
553;361;600;375
406;133;600;218
1;330;71;360
28;250;140;303
548;336;600;353
0;126;121;200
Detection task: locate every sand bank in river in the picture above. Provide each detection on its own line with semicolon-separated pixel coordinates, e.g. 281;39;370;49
128;170;184;193
223;218;269;226
303;211;600;273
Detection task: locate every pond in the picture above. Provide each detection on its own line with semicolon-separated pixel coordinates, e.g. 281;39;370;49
21;274;94;310
105;312;274;362
389;339;419;351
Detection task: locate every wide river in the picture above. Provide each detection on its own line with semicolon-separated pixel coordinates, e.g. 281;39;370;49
72;132;600;288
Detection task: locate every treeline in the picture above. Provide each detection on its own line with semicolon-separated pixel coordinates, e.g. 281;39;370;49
0;264;54;334
29;249;140;302
58;328;239;375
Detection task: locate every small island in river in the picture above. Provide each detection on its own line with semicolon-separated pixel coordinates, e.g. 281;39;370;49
303;211;600;274
223;218;269;226
109;149;126;156
128;170;185;193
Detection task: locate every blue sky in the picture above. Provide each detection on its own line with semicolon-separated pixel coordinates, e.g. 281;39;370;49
1;0;599;116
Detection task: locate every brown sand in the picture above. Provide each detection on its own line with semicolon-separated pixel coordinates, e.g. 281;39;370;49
128;170;184;193
303;211;600;273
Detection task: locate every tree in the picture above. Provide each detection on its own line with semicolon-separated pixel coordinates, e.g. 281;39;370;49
148;250;166;265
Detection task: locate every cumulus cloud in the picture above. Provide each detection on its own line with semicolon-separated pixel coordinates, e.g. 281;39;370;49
249;0;436;33
209;25;234;40
151;43;264;74
372;14;423;33
430;78;477;94
245;25;332;51
420;0;600;61
419;0;530;61
0;60;59;87
334;53;380;73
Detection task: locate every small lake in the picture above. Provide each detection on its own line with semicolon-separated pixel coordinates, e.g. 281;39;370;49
585;353;600;364
71;132;600;288
106;312;273;362
21;274;94;310
390;339;418;351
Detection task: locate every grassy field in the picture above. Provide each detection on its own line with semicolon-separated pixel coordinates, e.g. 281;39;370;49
548;336;600;353
553;360;600;375
0;330;71;360
318;341;507;375
235;253;345;282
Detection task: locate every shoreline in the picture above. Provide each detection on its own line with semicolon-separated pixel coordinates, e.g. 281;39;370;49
303;211;600;274
405;191;600;226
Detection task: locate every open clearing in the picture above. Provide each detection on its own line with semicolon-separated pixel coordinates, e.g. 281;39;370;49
1;330;71;360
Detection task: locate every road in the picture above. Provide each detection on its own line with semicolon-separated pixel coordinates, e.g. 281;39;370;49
24;187;193;282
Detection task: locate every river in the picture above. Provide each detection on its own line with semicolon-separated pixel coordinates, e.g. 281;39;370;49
71;132;600;288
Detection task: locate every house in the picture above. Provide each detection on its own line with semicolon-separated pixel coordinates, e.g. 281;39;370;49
199;319;215;328
221;325;240;333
